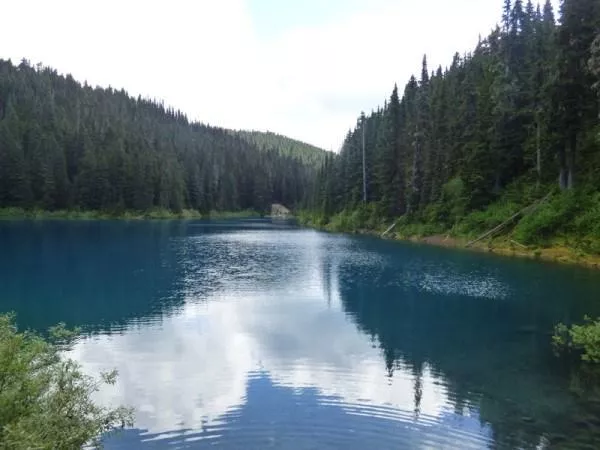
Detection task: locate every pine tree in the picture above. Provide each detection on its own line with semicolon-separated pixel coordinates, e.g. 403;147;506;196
0;58;319;214
554;0;599;188
0;105;31;206
376;85;405;216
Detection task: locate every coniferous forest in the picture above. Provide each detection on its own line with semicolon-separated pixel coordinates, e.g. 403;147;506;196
307;0;600;253
1;0;599;255
233;130;327;169
0;60;325;215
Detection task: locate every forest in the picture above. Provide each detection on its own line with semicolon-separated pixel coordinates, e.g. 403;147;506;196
306;0;600;253
233;130;327;169
0;59;325;215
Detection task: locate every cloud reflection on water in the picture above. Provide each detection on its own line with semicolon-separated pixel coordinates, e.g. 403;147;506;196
70;229;498;447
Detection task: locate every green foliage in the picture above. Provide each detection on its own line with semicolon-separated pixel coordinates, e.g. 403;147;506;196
0;59;316;215
233;130;328;168
553;316;600;363
433;177;469;227
297;203;385;233
0;314;133;449
306;0;600;253
0;207;266;221
206;209;262;219
456;201;521;236
394;219;444;238
512;190;600;248
0;207;202;220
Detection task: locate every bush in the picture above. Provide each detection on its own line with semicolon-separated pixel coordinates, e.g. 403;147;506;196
513;191;580;245
441;177;468;225
456;201;520;236
322;203;383;233
573;193;600;238
395;221;444;238
553;316;600;363
0;314;133;449
328;210;354;232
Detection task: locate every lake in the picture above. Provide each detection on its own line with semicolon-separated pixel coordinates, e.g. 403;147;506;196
1;219;600;449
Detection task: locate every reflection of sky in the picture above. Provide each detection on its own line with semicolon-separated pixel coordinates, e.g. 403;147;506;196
106;374;492;450
69;228;499;448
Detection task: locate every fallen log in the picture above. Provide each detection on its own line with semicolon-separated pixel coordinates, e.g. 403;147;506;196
381;221;398;237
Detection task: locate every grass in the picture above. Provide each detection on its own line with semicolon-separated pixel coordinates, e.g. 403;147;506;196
0;207;263;221
207;209;263;219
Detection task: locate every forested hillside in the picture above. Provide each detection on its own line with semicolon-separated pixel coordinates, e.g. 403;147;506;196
233;130;328;168
0;59;317;214
308;0;600;252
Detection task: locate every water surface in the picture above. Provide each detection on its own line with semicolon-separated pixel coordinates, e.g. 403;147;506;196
1;219;600;449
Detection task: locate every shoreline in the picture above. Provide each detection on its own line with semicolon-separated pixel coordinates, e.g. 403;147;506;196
306;223;600;270
410;234;600;270
0;208;262;221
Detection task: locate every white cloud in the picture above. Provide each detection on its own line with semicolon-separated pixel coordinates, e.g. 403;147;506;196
0;0;558;150
69;286;450;437
63;226;509;445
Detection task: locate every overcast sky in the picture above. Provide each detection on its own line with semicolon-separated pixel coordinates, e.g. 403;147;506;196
1;0;559;150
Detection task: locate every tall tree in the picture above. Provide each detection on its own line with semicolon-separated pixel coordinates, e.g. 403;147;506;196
554;0;599;188
0;59;323;213
308;0;599;224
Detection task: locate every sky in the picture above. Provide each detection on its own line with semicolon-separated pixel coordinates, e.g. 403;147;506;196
0;0;560;151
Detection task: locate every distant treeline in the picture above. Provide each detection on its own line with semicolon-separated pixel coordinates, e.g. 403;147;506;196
0;59;326;214
233;130;328;169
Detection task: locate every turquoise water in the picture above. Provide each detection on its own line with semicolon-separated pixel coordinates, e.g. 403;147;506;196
1;219;600;449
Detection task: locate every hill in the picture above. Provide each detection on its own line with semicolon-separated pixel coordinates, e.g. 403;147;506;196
233;130;329;168
0;59;316;214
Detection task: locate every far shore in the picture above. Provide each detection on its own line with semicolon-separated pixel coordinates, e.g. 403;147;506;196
0;207;262;221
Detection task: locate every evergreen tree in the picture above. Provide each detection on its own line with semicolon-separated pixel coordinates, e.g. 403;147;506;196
0;105;31;206
0;59;323;213
554;0;599;188
376;85;405;216
308;0;599;227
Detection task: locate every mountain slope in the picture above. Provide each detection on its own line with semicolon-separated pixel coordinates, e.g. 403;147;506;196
0;59;316;213
234;130;329;169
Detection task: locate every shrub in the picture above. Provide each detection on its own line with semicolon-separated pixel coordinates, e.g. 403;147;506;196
441;177;468;225
553;316;600;363
514;191;580;245
456;201;520;236
573;192;600;239
0;314;133;449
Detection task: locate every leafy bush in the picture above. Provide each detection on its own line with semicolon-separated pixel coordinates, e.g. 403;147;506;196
553;316;600;363
514;191;580;245
322;204;383;233
456;201;520;236
573;193;600;238
441;177;468;225
395;220;444;238
0;314;133;449
328;210;355;232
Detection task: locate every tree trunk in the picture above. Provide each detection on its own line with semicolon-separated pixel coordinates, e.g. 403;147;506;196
567;131;576;189
536;120;541;185
493;172;501;195
558;142;568;190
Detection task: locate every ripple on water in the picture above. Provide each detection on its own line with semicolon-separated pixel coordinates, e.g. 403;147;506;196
104;361;492;449
417;270;510;300
29;220;598;450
